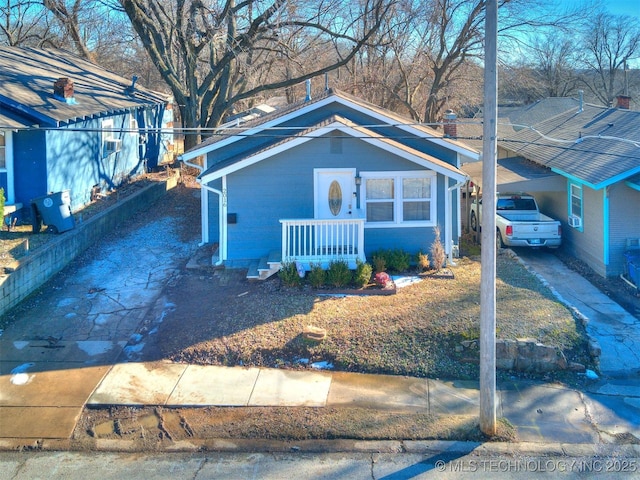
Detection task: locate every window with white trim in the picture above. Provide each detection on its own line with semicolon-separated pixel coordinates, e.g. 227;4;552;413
569;183;582;227
101;119;122;157
102;119;114;157
362;171;436;227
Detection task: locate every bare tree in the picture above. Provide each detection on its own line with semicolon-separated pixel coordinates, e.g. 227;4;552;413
579;12;640;106
531;35;580;98
118;0;393;150
42;0;95;59
333;0;584;127
0;0;57;46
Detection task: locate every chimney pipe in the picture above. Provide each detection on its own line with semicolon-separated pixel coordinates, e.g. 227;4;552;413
443;109;457;138
578;90;584;113
305;79;311;101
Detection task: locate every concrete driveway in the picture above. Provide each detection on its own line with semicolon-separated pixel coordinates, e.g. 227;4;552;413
514;248;640;443
0;209;198;439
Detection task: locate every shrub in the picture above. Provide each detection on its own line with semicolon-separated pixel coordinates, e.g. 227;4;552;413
372;248;410;273
430;225;446;271
416;250;430;271
372;254;386;273
0;187;4;222
326;259;352;287
387;248;410;273
353;259;373;288
307;263;326;288
374;271;392;288
279;262;302;287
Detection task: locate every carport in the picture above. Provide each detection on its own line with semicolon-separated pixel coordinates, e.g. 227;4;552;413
459;157;566;232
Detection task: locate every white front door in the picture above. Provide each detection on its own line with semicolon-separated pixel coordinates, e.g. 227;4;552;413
315;168;356;219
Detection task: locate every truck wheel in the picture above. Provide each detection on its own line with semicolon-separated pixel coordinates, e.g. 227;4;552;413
496;229;505;249
470;211;478;232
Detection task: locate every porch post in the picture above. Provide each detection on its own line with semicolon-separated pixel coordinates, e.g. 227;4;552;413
220;176;228;261
358;219;365;263
200;184;208;245
444;178;452;260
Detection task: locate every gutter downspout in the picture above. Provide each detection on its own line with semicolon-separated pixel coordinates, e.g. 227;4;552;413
447;177;468;266
199;179;226;266
183;157;204;172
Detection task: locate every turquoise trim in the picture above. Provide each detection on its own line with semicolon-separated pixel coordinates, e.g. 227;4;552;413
626;179;640;192
603;188;609;267
552;165;640;190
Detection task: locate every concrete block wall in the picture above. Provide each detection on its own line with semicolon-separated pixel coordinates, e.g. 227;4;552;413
0;174;179;317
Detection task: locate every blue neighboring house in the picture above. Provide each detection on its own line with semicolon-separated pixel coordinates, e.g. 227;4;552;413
180;89;479;278
0;47;173;220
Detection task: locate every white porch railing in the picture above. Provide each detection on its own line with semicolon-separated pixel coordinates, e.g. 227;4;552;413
280;218;366;269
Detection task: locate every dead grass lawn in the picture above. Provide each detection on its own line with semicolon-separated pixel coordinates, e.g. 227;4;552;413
168;253;589;380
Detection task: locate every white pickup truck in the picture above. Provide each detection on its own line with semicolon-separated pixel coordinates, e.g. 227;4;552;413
470;193;562;248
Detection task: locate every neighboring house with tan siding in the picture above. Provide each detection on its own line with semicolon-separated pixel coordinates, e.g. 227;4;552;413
460;95;640;279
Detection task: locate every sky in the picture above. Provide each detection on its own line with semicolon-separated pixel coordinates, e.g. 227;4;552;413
560;1;640;67
565;0;640;17
599;0;640;16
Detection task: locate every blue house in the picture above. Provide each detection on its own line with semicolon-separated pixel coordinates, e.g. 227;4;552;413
180;89;479;278
0;47;172;220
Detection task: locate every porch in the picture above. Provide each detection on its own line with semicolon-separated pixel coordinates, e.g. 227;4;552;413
246;217;366;280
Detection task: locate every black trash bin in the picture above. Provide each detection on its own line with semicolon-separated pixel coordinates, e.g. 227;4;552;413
31;190;75;233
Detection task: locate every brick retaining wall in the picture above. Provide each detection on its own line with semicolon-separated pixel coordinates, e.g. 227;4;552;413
0;174;179;317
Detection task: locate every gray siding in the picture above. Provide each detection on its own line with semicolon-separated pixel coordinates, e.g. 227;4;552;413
209;134;455;261
561;186;607;277
583;188;607;277
608;183;640;276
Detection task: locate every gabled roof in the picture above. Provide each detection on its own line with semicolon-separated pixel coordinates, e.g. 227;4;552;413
500;97;581;127
0;47;168;128
198;114;468;183
499;103;640;189
181;89;479;164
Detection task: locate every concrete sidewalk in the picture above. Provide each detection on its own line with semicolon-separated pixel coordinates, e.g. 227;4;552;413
0;360;606;445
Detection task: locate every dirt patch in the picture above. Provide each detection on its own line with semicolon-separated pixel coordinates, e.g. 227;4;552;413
137;253;590;383
71;405;516;450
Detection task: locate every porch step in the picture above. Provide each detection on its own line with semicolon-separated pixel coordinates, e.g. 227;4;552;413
246;252;282;280
267;250;282;264
246;259;260;280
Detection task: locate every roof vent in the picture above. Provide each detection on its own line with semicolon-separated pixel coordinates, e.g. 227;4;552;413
53;77;76;104
124;75;138;97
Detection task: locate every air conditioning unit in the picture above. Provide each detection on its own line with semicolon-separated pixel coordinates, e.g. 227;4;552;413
104;138;122;154
568;215;582;228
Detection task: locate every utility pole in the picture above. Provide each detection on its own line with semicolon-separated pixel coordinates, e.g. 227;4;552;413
480;0;498;436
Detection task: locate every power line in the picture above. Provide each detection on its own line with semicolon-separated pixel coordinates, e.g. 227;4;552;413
2;120;639;149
